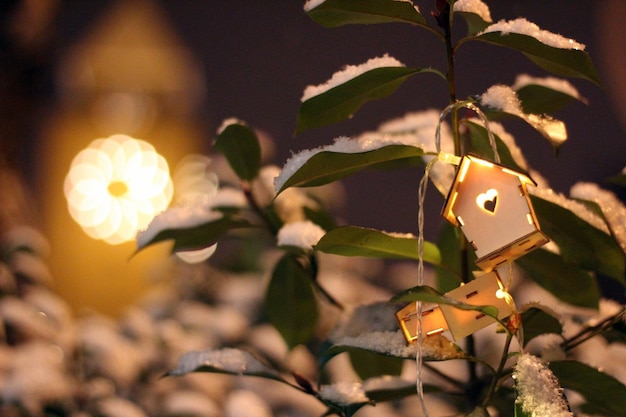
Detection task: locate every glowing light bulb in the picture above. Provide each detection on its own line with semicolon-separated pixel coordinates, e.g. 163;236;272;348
64;134;173;245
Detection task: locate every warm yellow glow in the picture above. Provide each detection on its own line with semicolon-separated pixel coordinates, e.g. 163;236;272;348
64;134;173;245
476;188;499;214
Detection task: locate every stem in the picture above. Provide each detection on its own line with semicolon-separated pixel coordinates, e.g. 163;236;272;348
481;331;514;408
562;307;625;351
242;182;279;235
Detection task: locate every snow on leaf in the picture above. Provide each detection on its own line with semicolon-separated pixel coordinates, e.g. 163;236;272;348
328;330;466;361
479;85;567;147
513;74;582;100
513;353;573;417
479;18;585;50
136;205;222;249
453;0;492;22
168;348;286;383
570;182;626;253
301;54;405;102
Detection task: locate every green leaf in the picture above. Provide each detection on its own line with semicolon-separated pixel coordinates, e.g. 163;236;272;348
214;123;261;181
470;32;600;85
314;225;441;265
515;84;586;115
306;0;426;28
435;221;465;293
516;249;600;309
136;216;254;253
167;348;289;384
456;11;491;36
550;360;626;416
464;120;527;172
390;285;500;320
265;255;318;349
349;349;404;380
276;145;424;194
296;67;431;134
608;173;626;187
531;195;626;284
519;304;563;346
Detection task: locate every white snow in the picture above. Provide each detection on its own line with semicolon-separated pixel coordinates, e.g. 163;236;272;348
136;205;222;248
301;54;405;101
319;381;369;405
513;353;573;417
530;187;610;234
570;182;626;253
303;0;325;11
512;74;582;100
276;220;326;250
479;18;585;50
453;0;492;23
480;85;523;115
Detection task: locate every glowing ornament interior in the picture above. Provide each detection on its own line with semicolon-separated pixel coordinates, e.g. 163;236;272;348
64;134;173;245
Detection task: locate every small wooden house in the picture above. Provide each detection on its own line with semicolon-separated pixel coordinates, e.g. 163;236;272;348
441;155;548;272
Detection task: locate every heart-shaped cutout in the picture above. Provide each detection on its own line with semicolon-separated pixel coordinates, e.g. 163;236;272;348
476;188;498;214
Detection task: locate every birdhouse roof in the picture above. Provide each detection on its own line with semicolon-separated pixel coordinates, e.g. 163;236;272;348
441;155;535;227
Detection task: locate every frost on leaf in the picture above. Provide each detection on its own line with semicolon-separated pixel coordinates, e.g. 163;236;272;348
513;353;572;417
301;54;405;101
169;348;282;380
479;18;585;50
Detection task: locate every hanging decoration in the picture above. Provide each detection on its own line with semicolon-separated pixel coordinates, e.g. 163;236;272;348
441;154;549;272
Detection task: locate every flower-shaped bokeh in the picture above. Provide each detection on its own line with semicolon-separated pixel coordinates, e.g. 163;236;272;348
64;134;173;245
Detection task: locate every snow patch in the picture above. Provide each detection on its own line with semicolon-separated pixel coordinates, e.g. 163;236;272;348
453;0;492;22
513;353;572;416
277;220;326;250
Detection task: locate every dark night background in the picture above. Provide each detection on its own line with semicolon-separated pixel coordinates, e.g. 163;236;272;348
2;0;625;237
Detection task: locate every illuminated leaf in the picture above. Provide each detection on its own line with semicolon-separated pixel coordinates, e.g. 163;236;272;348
276;145;424;194
314;226;440;265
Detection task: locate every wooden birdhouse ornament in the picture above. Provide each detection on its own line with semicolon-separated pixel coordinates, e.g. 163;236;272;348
441;155;548;272
396;303;448;343
395;270;513;342
438;270;512;341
